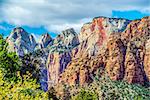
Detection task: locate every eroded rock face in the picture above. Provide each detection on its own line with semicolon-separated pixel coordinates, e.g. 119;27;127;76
77;17;130;57
58;16;150;86
38;33;53;49
122;16;150;85
124;37;146;84
59;55;105;86
7;27;37;56
105;35;126;80
35;49;50;91
6;27;52;91
47;52;71;84
58;17;130;85
144;37;150;82
47;28;79;86
35;33;54;91
53;28;79;47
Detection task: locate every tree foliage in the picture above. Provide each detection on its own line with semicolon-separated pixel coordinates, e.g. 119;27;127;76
0;34;21;82
20;53;40;81
0;71;48;99
0;35;59;99
72;89;98;100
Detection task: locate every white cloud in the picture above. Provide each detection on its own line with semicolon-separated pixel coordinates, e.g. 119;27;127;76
45;18;92;33
141;6;150;14
0;0;149;32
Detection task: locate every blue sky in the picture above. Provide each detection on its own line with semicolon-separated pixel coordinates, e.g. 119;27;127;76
0;22;57;38
0;0;149;39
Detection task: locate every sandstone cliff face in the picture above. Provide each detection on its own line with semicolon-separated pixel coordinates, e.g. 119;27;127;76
7;27;37;56
58;16;150;86
123;38;145;85
122;16;150;85
47;52;71;84
47;28;79;85
105;35;126;81
144;37;150;81
77;17;130;57
59;55;104;86
35;33;54;91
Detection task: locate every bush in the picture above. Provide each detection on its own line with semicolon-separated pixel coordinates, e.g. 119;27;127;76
85;74;150;100
72;89;98;100
0;71;48;99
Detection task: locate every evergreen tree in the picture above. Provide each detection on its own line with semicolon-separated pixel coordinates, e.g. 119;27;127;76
0;34;21;82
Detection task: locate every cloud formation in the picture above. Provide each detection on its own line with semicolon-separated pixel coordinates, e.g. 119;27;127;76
0;0;149;33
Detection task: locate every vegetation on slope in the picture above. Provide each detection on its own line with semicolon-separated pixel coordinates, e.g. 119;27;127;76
56;71;150;100
0;34;150;100
0;34;49;99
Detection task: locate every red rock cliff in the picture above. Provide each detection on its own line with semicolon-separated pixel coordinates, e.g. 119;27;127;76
59;16;150;86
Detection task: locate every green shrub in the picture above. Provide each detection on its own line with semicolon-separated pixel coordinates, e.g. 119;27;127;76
72;89;98;100
86;74;150;100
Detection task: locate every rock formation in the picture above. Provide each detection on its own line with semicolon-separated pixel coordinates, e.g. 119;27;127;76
122;16;150;85
6;27;53;91
38;33;53;49
47;28;79;85
58;16;150;86
6;16;150;90
144;37;150;82
77;17;130;57
6;27;37;56
105;35;126;81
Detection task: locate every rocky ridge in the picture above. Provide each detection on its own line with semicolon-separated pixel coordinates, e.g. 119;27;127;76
58;16;150;86
38;33;53;49
47;28;79;85
6;27;37;56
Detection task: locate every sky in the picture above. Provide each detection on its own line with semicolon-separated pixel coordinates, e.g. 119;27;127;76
0;0;149;39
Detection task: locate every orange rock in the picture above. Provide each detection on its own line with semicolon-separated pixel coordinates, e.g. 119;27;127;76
105;37;125;80
53;16;150;86
144;38;150;82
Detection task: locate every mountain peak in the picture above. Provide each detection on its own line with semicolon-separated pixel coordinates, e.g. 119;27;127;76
38;33;53;49
13;26;24;30
12;27;27;34
7;27;36;56
61;28;78;39
42;32;50;36
9;27;29;41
